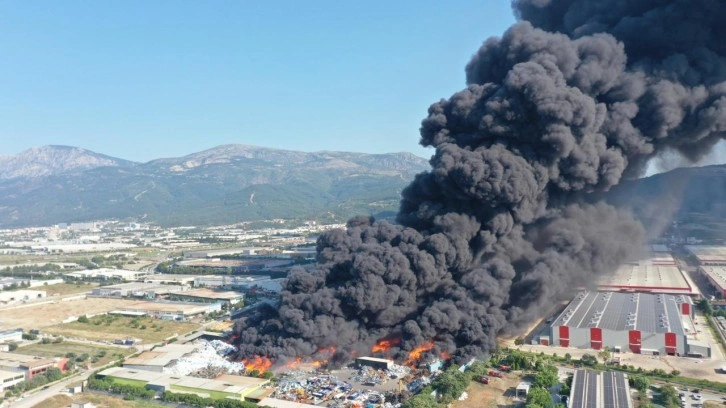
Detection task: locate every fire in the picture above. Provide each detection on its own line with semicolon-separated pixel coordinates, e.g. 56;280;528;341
372;337;401;353
404;341;435;366
242;356;273;372
316;346;337;355
283;357;303;370
440;351;452;360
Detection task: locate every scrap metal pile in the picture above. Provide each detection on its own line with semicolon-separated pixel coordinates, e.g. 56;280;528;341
270;363;420;407
166;340;245;377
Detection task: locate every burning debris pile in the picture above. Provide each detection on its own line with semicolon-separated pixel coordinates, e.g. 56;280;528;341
235;0;726;366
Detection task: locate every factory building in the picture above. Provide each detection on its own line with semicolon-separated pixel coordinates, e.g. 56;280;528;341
123;344;197;373
109;301;222;320
547;291;708;357
165;288;244;305
91;282;188;299
0;352;69;379
0;369;25;391
0;329;23;344
569;370;632;408
699;266;726;298
66;268;147;281
98;366;269;400
686;245;726;266
193;275;283;292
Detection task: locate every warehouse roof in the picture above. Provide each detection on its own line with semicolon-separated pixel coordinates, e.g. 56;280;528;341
700;266;726;290
570;370;632;408
552;291;690;335
175;288;244;300
686;245;726;263
600;263;690;293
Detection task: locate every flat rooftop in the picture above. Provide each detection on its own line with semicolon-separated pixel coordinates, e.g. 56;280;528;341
100;366;268;395
552;291;690;335
570;370;632;408
686;245;726;263
176;288;244;300
700;266;726;290
599;252;691;294
120;301;216;313
94;282;179;292
0;352;56;368
124;344;197;367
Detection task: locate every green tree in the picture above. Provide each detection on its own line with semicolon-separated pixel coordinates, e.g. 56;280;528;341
598;348;612;364
533;364;559;389
628;375;649;392
655;384;680;408
433;367;469;403
402;394;438;408
526;387;554;408
8;342;18;351
77;315;89;323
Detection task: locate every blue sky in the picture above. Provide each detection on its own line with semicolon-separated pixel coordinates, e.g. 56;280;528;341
0;1;515;162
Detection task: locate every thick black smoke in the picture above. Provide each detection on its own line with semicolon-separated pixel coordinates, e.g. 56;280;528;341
234;0;726;364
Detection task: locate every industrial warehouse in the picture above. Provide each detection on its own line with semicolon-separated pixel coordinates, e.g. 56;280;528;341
545;291;710;357
598;252;695;295
569;370;633;408
686;245;726;266
699;265;726;298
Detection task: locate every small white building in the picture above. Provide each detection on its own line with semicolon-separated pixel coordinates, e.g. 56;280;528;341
0;369;25;391
0;329;23;344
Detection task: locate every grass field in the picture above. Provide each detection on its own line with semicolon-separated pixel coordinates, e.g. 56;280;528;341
19;341;134;367
34;393;170;408
42;282;98;296
46;314;199;343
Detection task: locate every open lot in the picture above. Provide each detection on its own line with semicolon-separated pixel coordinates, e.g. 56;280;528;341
34;392;169;408
45;314;199;343
42;282;98;296
452;372;527;408
19;341;135;367
0;297;140;330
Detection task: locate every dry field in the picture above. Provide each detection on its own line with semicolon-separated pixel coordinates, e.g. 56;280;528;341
451;372;527;408
0;297;139;330
42;282;98;296
34;393;169;408
45;314;199;343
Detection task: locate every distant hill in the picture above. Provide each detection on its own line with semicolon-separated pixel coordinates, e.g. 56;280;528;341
0;145;430;227
606;164;726;241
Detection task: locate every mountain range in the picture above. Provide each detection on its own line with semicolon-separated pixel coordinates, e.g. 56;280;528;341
2;145;725;239
0;145;430;227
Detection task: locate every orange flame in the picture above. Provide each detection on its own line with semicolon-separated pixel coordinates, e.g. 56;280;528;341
404;341;434;366
283;357;303;370
316;346;337;355
372;337;401;353
440;351;452;360
243;356;273;372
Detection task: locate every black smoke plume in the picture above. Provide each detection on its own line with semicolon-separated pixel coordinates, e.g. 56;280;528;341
234;0;726;364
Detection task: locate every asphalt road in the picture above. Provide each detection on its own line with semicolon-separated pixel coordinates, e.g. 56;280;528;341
7;369;93;408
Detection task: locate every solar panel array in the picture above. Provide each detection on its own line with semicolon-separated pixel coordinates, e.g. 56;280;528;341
570;370;632;408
